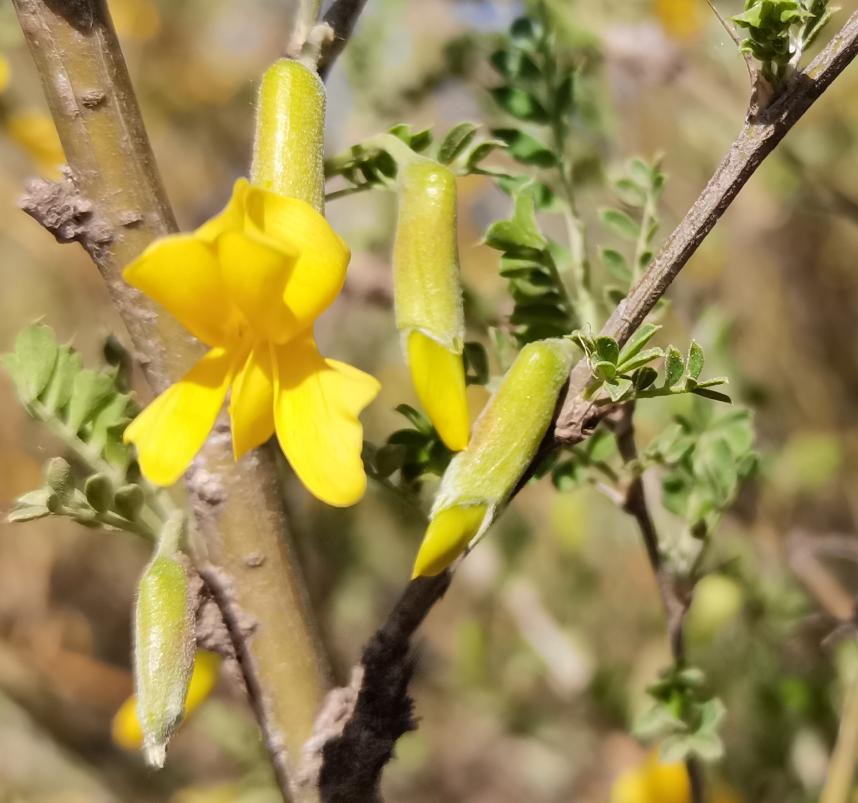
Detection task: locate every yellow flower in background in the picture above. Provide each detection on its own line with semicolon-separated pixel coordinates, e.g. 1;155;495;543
7;110;65;175
124;178;380;506
611;751;741;803
111;0;161;41
655;0;703;40
0;56;10;93
112;650;221;752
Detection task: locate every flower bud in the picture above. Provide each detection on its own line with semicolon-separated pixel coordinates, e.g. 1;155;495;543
84;473;113;512
134;514;194;768
394;159;469;451
44;456;72;500
413;338;574;577
251;58;325;211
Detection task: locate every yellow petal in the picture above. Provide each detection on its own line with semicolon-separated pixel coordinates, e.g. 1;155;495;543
229;343;275;459
217;229;301;343
244;187;350;327
412;504;487;578
124;235;241;346
112;650;221;751
195;178;250;243
271;334;379;507
125;347;237;486
407;330;469;451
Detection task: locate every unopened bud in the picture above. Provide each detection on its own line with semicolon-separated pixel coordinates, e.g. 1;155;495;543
44;457;72;500
413;338;574;577
394;159;469;451
134;513;194;768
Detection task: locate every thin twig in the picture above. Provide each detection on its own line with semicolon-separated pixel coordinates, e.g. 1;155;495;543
555;11;858;443
317;0;371;78
608;404;704;803
820;652;858;803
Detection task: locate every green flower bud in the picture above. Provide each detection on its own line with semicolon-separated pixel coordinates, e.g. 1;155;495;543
114;483;144;521
44;456;72;500
413;338;574;577
393;159;469;451
251;58;325;211
134;513;194;768
84;473;113;512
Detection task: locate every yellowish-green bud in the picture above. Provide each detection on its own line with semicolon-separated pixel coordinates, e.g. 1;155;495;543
134;513;194;768
394;159;469;451
251;58;325;211
413;338;574;577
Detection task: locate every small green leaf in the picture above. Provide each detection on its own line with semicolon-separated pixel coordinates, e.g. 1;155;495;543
618;347;664;374
600;248;631;281
489;87;549;123
686;340;705;381
490;48;541;81
613;178;646;207
438;123;479;165
619;323;661;364
491;128;557;167
42;346;83;414
604;377;633;402
594;336;620;365
633;366;658;391
9;324;59;403
599;207;639;240
67;369;115;434
664;346;684;387
629;157;653;188
395;404;434;435
485;182;548;253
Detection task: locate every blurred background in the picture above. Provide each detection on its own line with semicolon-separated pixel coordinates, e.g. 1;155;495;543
2;0;858;801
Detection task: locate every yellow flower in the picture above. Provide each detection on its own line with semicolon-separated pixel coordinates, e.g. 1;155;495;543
654;0;703;40
112;650;221;752
0;56;10;94
611;751;741;803
123;178;380;507
7;110;65;175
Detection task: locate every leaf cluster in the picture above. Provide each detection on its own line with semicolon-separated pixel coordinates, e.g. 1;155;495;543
635;665;726;763
3;324;164;539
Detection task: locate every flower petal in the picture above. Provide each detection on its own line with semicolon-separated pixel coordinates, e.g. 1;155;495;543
124;235;240;346
229;343;275;458
271;334;379;507
195;178;250;243
407;330;470;451
217;230;300;343
125;347;236;485
244;187;350;327
412;504;487;578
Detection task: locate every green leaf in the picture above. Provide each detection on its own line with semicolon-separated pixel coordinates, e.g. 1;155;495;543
553;73;575;118
465;140;506;171
42;346;83;414
691;388;733;404
375;443;408;478
629;157;654;188
84;474;113;513
485;182;548;253
438;123;479;165
8;324;59;403
619;323;661;364
600;248;631;281
490;48;541;81
686;340;705;381
67;369;116;434
395;404;434;435
463;342;490;386
604;377;633;402
664;346;684;387
613;178;646;207
634;366;659;391
490;87;549;123
599;207;639;241
594;336;620;365
594;361;617;381
491;128;557;167
618;347;664;374
114;484;144;521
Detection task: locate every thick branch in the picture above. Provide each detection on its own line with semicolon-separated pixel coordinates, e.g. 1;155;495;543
12;2;329;800
555;10;858;441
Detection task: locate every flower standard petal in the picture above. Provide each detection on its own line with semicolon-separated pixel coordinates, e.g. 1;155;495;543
124;347;237;486
407;330;470;451
217;230;300;343
194;178;251;243
124;235;240;346
271;334;379;507
244;187;350;326
229;343;276;458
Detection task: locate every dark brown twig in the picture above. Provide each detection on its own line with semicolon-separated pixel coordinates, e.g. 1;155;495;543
317;0;371;79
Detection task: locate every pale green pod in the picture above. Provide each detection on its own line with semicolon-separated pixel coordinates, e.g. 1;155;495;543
251;58;326;212
134;516;194;768
393;159;465;354
413;338;573;576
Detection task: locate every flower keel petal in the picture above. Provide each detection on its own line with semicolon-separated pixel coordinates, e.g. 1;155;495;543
125;347;236;485
407;330;470;451
229;343;276;458
272;335;379;507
